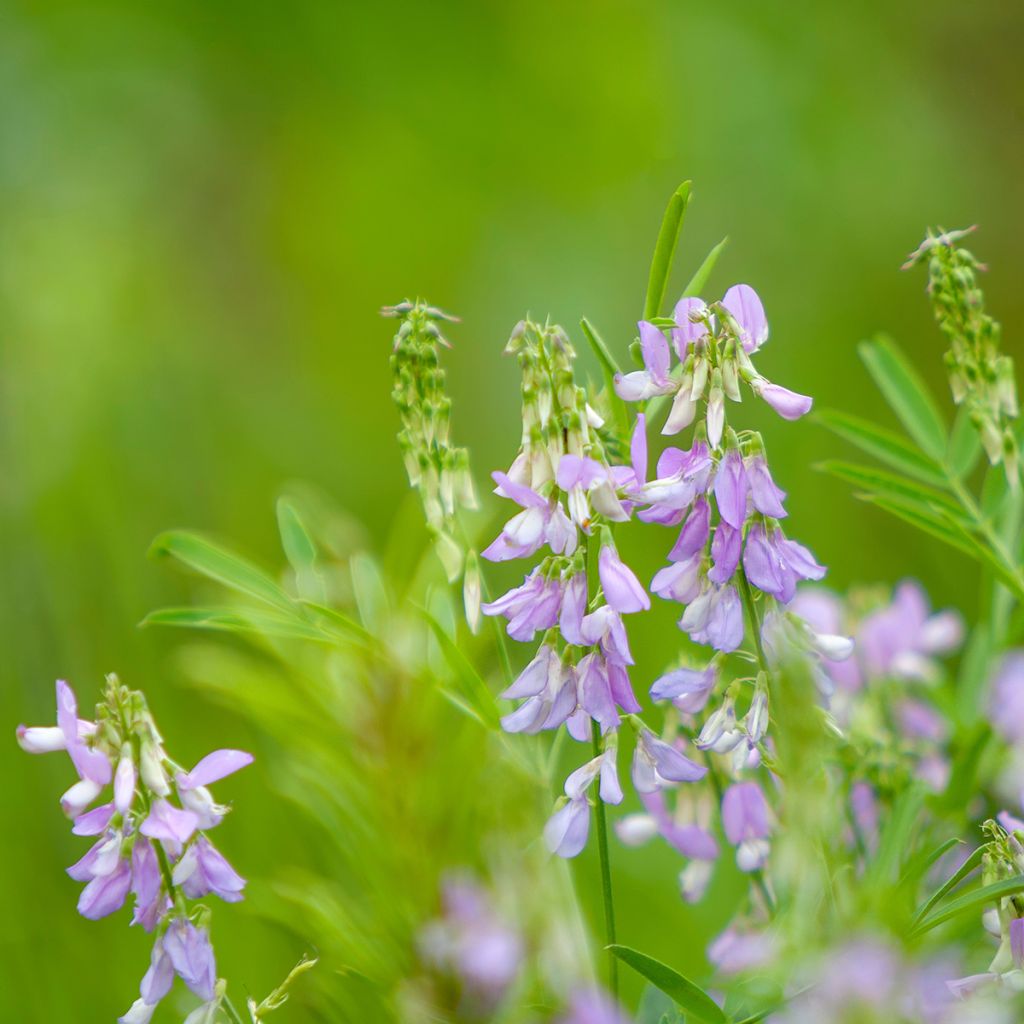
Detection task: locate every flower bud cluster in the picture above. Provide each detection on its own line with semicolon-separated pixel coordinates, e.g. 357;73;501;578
384;299;477;581
18;674;253;1022
904;228;1018;476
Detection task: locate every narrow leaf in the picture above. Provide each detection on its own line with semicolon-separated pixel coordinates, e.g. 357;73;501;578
817;461;967;523
911;844;985;927
418;607;501;730
858;493;979;560
350;552;389;632
149;531;296;615
859;334;948;461
866;783;925;887
608;945;725;1023
681;236;728;299
141;606;326;643
947;405;983;480
816;410;947;487
643;182;692;320
912;874;1024;936
581;317;630;440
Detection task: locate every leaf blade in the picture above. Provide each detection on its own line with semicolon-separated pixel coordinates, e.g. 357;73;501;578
859;334;948;461
643;182;692;321
608;945;725;1023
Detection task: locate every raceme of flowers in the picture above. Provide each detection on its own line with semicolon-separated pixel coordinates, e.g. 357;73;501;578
17;674;252;1023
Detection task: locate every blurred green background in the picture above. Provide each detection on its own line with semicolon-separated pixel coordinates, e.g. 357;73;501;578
2;1;1022;1020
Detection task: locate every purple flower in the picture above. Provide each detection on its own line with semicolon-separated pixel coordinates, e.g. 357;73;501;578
708;927;773;975
742;522;825;603
672;296;710;358
721;284;768;353
140;799;199;846
651;553;702;604
607;660;642;715
544;797;590;858
73;802;115;836
752;379;813;420
482;569;564;642
714;448;749;529
419;877;523;1010
162;918;217;1002
989;651;1024;745
131;838;166;931
176;749;254;792
559;988;633;1024
637;443;713;519
708;523;741;584
638;790;718;861
614;321;675;401
577;653;620;734
598;546;650;614
721;781;771;872
649;665;717;714
481;472;576;561
581;606;634;666
679;583;744;653
631;730;706;793
173;837;246;903
745;453;787;518
500;647;577;735
114;751;137;815
559;572;588;645
858;580;963;681
668;497;711;561
78;856;133;919
790;588;862;691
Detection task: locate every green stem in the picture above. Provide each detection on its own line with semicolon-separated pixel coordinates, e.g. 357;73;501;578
224;994;247;1024
591;726;618;999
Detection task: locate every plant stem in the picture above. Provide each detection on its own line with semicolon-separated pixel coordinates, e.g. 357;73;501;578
590;726;618;999
224;994;247;1024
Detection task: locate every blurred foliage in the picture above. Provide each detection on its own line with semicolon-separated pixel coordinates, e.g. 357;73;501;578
3;1;1023;1020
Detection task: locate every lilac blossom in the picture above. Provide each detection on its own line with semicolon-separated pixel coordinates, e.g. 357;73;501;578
559;988;634;1024
708;927;774;975
598;544;651;614
613;321;675;401
742;522;825;603
989;652;1024;746
418;876;523;1012
649;665;717;714
546;750;622;858
631;730;706;793
721;781;772;871
19;676;252;1018
482;472;576;561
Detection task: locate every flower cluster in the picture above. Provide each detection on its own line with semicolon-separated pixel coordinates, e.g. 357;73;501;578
482;318;707;858
18;675;252;1022
384;298;477;582
615;285;825;655
903;228;1018;477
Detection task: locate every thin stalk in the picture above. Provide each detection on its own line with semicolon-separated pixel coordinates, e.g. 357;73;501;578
736;569;777;916
224;995;247;1024
591;726;618;999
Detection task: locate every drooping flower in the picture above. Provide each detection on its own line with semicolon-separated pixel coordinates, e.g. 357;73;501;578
613;321;676;401
631;730;706;793
721;781;772;872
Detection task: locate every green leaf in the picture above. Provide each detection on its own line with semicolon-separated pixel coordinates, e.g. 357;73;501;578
350;551;389;632
898;837;964;891
681;236;728;298
643;182;692;320
911;844;984;928
947;405;983;479
149;531;296;615
141;606;326;643
858;493;979;561
277;496;327;602
418;606;500;730
608;946;725;1023
581;317;630;440
295;599;375;645
911;873;1024;937
859;334;948;461
816;410;947;487
817;461;966;523
865;783;925;888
